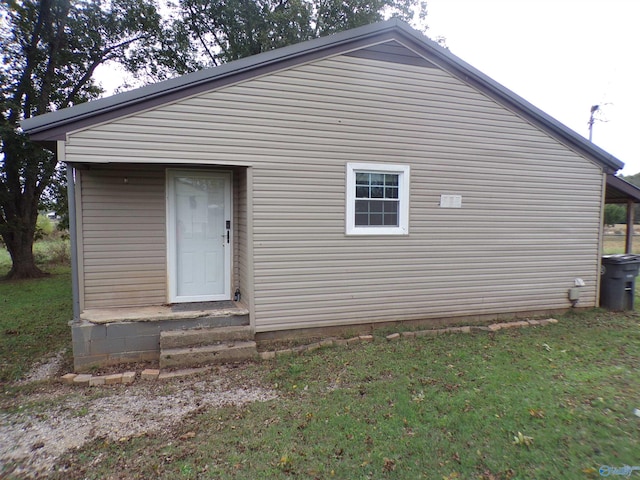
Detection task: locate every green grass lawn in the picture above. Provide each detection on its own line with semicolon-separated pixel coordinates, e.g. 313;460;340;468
0;239;72;384
602;234;640;255
45;311;640;480
2;239;640;478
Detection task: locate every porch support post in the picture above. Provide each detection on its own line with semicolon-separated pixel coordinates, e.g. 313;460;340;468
626;199;634;254
67;163;81;321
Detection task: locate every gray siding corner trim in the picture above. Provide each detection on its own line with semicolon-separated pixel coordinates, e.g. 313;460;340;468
67;164;80;320
75;170;86;312
243;167;256;330
596;173;608;306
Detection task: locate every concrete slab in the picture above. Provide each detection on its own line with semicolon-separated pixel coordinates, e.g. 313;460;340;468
160;341;257;368
160;325;253;349
81;304;250;324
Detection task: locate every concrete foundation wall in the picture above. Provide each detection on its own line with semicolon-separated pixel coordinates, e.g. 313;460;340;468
71;314;249;371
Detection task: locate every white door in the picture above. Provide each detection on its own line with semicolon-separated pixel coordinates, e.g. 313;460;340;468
167;170;231;302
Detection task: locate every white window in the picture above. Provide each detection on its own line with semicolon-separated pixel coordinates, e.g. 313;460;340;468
346;163;409;235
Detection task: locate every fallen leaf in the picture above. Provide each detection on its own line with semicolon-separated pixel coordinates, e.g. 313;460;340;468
512;431;533;447
529;408;545;418
383;457;396;472
179;431;196;440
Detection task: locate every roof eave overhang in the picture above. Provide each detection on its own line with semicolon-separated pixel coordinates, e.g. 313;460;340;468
21;21;404;141
21;19;624;173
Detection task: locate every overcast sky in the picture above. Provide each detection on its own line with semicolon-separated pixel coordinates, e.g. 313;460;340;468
424;0;640;175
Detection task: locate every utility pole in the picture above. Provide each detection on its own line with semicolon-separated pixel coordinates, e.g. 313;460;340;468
588;104;599;141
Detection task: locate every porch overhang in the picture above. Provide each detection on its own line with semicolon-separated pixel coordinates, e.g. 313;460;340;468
605;174;640;254
605;174;640;204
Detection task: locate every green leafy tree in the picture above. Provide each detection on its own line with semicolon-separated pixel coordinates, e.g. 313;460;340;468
603;204;626;226
172;0;428;67
621;172;640;188
2;0;428;280
0;0;167;279
619;173;640;224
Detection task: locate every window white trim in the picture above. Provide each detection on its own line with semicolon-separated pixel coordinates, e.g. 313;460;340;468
346;163;410;235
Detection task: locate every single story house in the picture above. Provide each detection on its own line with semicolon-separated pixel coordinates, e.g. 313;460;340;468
22;19;628;370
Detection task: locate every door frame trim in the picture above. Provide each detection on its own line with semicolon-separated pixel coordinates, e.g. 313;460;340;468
166;168;233;303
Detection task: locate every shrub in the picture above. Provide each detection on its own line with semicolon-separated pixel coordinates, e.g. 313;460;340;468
35;214;54;240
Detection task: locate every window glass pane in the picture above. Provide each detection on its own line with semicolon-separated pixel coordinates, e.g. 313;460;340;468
356;186;369;198
370;174;384;186
356;172;369;184
385;186;398;199
355;200;369;213
355;213;369;226
383;213;398;226
383;200;398;213
371;186;384;198
385;174;398;186
370;201;383;213
370;213;383;224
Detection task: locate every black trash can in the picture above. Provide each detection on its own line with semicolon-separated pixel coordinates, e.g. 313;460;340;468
600;254;640;310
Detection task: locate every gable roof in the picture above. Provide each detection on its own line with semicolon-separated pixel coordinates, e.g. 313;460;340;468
21;18;623;172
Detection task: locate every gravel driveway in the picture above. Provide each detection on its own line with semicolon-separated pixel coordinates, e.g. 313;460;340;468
0;357;276;478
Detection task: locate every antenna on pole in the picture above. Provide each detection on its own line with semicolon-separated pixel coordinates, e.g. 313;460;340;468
588;104;599;142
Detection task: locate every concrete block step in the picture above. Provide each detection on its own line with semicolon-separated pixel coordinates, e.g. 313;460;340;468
160;341;257;368
160;325;254;350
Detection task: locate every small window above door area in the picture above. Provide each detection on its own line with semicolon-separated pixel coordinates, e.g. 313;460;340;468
346;163;409;235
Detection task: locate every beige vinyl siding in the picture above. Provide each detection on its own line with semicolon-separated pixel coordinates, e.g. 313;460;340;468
80;165;167;308
65;53;604;329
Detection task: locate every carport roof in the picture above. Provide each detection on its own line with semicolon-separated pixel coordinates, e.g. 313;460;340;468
606;174;640;204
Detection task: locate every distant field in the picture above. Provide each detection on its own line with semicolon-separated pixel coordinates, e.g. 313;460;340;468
602;234;640;255
0;238;70;277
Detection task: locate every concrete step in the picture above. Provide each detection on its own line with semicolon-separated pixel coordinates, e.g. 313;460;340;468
160;325;254;350
160;341;258;368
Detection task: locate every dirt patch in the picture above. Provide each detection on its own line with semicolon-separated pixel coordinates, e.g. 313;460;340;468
1;366;276;478
15;349;68;385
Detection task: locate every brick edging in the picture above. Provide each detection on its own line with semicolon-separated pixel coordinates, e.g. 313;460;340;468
259;318;559;359
59;319;559;385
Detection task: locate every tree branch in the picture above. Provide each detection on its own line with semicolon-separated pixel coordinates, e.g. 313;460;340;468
61;34;151;107
8;0;53;124
186;2;219;66
38;1;71;115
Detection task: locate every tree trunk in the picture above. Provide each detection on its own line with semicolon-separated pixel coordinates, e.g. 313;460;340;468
0;124;55;281
2;213;47;280
0;142;50;280
4;235;46;279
